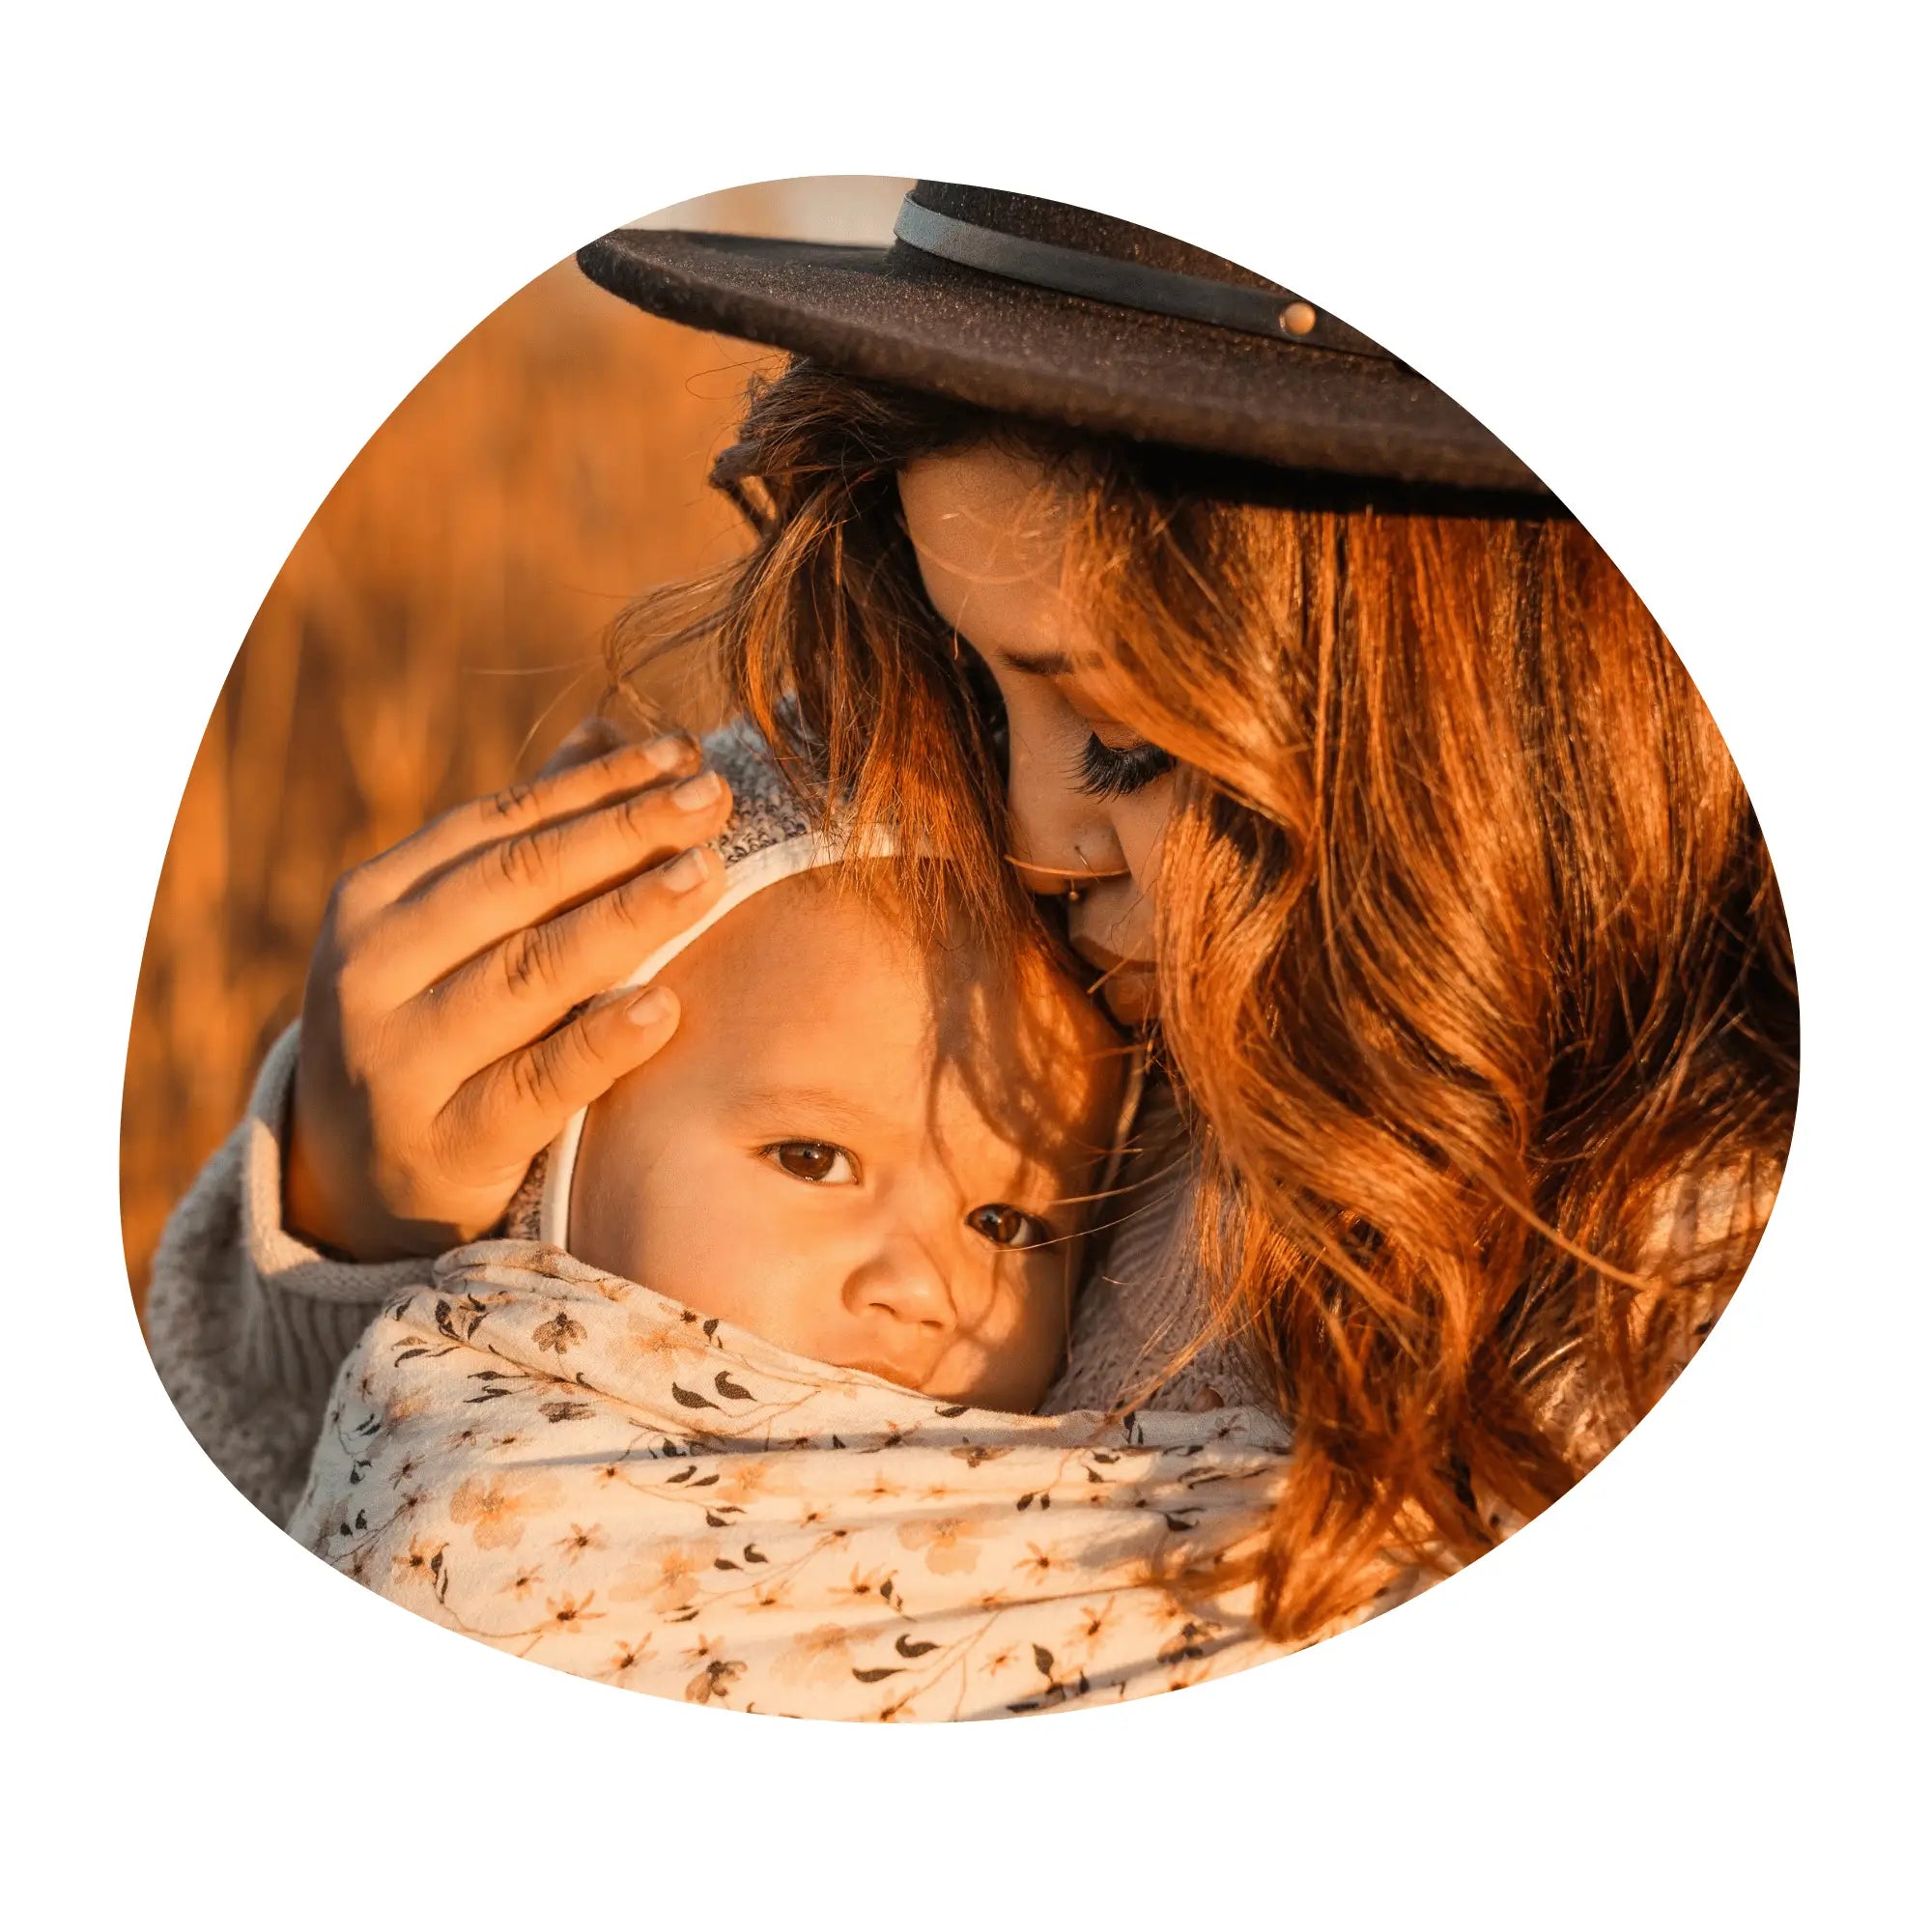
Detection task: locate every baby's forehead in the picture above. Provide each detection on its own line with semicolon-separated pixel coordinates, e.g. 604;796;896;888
657;867;1121;1160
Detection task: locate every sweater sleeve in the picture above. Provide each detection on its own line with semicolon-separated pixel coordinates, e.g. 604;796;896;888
142;1024;433;1527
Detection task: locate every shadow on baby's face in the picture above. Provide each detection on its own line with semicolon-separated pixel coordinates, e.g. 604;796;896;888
568;868;1127;1412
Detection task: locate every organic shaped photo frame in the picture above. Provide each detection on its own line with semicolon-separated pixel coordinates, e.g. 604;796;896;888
129;174;1797;1721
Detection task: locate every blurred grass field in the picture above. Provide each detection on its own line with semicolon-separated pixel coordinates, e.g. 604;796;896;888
121;178;909;1308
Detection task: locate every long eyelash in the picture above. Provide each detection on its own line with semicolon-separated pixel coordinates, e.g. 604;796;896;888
1074;734;1177;800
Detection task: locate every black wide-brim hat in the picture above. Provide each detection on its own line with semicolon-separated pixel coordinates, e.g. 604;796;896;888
578;181;1557;512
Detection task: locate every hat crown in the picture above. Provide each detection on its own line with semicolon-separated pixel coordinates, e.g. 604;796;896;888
905;182;1286;296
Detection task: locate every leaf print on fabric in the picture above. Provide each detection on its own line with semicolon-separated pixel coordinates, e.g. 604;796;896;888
280;1238;1350;1723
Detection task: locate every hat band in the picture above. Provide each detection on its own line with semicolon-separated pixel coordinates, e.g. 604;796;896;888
892;198;1388;358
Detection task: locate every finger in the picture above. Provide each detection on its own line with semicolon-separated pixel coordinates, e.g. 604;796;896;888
435;982;683;1179
403;840;726;1074
371;764;734;991
536;715;630;781
348;732;703;910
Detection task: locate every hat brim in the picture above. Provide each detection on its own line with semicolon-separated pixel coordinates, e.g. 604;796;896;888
579;227;1556;505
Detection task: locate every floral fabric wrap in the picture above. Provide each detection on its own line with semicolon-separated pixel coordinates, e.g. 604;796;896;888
288;1241;1308;1719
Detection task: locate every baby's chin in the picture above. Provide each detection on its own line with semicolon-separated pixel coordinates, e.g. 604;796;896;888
876;1355;1056;1417
1096;965;1159;1027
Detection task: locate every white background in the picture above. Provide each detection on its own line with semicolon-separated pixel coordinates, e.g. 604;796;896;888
6;4;1925;1924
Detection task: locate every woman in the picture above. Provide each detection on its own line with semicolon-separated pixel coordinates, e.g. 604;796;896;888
146;182;1797;1646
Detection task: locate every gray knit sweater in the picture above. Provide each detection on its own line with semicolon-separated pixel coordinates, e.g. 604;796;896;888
144;1027;1274;1525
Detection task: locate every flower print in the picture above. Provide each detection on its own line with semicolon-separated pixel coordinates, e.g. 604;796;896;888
531;1311;585;1355
773;1624;858;1687
554;1523;605;1565
602;1636;656;1681
896;1514;995;1576
684;1658;747;1706
538;1592;604;1637
863;1473;904;1503
984;1645;1019;1677
391;1536;446;1589
1068;1601;1120;1660
833;1564;895;1603
1013;1542;1062;1585
500;1565;545;1600
713;1459;794;1505
447;1471;561;1550
621;1313;715;1376
611;1541;719;1612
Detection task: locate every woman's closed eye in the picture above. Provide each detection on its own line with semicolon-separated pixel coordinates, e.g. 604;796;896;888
762;1141;861;1185
965;1202;1055;1250
1073;732;1176;800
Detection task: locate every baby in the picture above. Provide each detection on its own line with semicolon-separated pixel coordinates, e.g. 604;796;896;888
555;867;1124;1413
286;730;1296;1720
516;721;1122;1411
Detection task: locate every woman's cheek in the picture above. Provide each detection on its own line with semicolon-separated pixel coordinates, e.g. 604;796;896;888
1112;781;1176;896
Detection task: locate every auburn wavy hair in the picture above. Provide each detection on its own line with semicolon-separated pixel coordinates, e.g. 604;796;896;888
608;361;1799;1643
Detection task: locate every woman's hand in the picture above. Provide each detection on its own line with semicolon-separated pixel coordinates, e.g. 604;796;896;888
283;721;732;1262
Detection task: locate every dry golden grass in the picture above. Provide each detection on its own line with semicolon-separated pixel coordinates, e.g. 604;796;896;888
121;244;795;1306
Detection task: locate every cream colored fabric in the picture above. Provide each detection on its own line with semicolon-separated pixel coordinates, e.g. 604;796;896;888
147;1031;1271;1526
287;1241;1313;1719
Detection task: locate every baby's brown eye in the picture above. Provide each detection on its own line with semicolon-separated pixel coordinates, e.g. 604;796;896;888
766;1142;858;1185
966;1203;1049;1249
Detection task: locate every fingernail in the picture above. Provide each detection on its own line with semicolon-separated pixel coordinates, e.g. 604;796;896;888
626;986;674;1027
659;847;712;893
641;732;696;774
670;769;724;810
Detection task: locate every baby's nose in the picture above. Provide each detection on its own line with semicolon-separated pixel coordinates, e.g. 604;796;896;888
840;1233;956;1338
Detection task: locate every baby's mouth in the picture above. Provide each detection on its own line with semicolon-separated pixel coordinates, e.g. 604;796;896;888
1068;935;1159;1024
838;1354;928;1392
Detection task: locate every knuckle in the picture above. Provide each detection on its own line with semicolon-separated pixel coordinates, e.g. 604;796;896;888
503;1046;558;1118
497;923;557;999
323;867;372;933
485;777;541;825
492;826;555;894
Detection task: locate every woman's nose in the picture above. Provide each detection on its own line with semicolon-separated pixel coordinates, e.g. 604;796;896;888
1004;723;1126;883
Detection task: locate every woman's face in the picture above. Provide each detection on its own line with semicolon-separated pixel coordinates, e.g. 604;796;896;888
899;445;1176;1025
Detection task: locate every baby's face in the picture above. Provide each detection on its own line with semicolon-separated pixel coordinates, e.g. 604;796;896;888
569;872;1125;1413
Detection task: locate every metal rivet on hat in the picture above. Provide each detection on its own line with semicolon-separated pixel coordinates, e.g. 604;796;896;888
1279;300;1318;337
